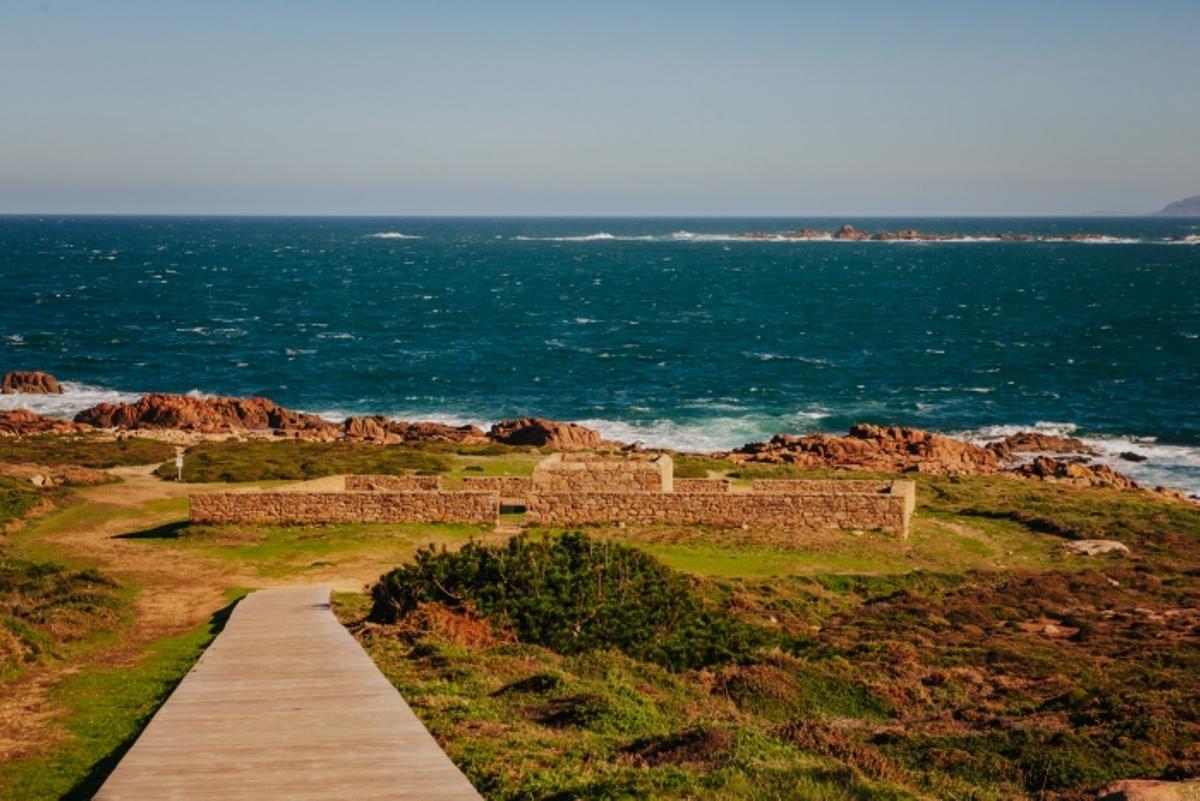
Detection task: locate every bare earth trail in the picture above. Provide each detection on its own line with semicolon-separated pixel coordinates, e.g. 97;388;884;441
95;586;482;800
0;467;390;764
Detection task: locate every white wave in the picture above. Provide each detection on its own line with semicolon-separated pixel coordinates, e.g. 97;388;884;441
513;232;623;242
363;232;422;240
961;422;1200;496
0;381;142;418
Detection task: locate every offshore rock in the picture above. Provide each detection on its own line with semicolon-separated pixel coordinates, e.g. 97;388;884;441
1;370;63;394
489;417;602;450
832;224;870;241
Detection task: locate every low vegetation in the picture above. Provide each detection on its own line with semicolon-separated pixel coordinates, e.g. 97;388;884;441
0;435;174;469
371;533;768;670
154;439;453;482
0;555;123;682
0;476;44;528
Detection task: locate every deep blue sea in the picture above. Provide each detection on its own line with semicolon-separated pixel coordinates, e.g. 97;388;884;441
2;216;1198;492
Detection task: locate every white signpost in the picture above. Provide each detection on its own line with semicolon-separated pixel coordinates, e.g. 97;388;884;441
175;452;184;482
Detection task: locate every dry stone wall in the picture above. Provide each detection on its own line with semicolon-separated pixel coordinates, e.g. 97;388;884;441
673;478;731;493
344;474;443;491
190;491;498;526
531;453;672;492
525;487;911;536
461;476;533;495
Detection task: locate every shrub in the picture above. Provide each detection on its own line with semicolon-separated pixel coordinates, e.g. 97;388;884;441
370;532;768;670
0;477;43;527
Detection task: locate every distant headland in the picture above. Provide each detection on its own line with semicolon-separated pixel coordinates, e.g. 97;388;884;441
1156;195;1200;216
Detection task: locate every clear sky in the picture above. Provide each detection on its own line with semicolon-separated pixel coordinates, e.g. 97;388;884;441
1;0;1197;215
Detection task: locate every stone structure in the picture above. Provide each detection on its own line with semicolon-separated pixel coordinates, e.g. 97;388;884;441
531;453;673;493
190;457;915;536
461;476;534;495
345;474;443;491
190;491;498;526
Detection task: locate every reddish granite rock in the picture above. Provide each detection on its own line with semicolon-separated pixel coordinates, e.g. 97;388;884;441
2;370;63;394
341;416;487;444
732;423;1001;475
0;409;91;436
489;417;602;450
832;224;870;241
989;431;1098;458
1011;455;1138;490
75;394;337;436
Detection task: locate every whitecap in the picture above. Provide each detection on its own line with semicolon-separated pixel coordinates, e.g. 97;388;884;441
363;232;422;240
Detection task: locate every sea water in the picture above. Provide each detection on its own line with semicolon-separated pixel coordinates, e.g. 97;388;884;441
1;216;1198;492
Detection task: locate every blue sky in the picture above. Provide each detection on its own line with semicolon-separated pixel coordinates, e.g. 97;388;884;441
1;1;1197;215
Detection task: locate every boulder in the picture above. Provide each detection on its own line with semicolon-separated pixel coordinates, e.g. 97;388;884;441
1097;779;1200;801
489;417;602;450
2;370;63;394
1012;456;1138;490
1063;539;1131;557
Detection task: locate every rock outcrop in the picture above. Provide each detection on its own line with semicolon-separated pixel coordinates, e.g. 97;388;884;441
2;370;63;394
75;394;335;436
988;432;1098;458
342;415;487;444
1011;455;1138;490
731;424;1001;475
489;417;603;450
0;409;91;437
832;224;870;241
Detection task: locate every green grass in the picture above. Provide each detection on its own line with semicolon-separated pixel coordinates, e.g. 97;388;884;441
0;434;175;469
0;476;45;527
154;439;455;482
0;591;245;801
133;521;490;577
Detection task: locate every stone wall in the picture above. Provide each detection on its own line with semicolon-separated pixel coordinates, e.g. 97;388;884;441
531;453;673;493
525;488;911;536
344;474;443;491
752;479;916;519
190;491;498;526
673;478;731;493
461;476;533;495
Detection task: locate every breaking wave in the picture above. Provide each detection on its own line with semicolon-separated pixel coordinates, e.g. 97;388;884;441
364;232;422;240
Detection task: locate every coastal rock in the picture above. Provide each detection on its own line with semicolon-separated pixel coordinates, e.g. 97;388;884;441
872;229;929;241
732;423;1001;475
75;394;337;437
0;409;91;437
342;416;487;444
1063;539;1131;557
1;370;63;394
489;417;602;450
1120;451;1149;462
1012;456;1138;489
1097;778;1200;801
832;224;870;241
989;432;1098;459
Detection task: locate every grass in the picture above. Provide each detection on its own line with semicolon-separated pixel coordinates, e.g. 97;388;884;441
0;434;175;469
155;439;455;482
0;476;45;528
132;520;491;578
0;591;246;801
0;556;126;684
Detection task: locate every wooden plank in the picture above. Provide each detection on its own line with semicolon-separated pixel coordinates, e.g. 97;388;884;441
95;586;482;800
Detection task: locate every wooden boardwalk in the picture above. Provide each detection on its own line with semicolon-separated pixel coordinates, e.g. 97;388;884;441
95;586;482;800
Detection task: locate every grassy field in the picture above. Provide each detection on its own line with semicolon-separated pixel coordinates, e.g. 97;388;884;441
0;435;1197;799
0;435;174;469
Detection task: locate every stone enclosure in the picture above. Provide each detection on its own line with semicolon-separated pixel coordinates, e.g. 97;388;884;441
189;454;915;536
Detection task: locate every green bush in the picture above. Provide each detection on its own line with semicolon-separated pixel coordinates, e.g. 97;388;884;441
154;439;452;482
370;532;768;670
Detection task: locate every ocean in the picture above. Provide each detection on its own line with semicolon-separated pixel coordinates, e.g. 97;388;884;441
1;216;1198;493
